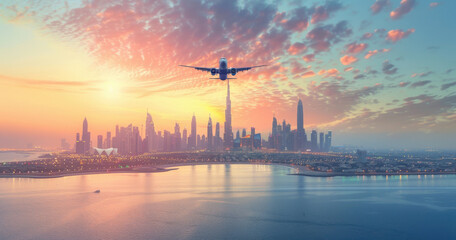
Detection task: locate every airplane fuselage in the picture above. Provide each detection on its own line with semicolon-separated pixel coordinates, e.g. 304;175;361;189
219;57;228;80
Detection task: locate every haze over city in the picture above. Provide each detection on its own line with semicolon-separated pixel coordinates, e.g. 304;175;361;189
1;0;455;150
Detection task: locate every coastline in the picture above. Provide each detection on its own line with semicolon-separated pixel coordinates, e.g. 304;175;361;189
0;162;455;179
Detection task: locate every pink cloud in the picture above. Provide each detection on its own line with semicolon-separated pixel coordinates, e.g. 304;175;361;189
345;42;368;55
430;2;439;7
340;55;358;65
302;54;315;63
371;0;390;14
386;29;415;42
302;71;316;78
362;32;373;40
344;67;354;72
390;0;416;20
364;48;389;59
287;42;307;55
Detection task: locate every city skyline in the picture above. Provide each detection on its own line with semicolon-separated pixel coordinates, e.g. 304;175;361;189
0;1;455;150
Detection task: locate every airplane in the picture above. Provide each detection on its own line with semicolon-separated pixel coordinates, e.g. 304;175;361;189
179;57;266;81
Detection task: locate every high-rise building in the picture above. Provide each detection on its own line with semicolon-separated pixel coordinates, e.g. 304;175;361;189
319;132;324;152
310;130;317;151
106;131;111;148
224;80;233;149
207;116;213;150
296;99;305;150
145;111;156;152
189;114;197;150
182;128;188;150
242;128;246;137
324;131;332;152
97;135;103;148
174;123;181;151
82;117;91;153
214;122;221;151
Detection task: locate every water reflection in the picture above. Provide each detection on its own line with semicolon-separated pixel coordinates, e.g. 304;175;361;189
0;164;455;240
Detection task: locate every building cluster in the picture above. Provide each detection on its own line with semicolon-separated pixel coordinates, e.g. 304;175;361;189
266;100;332;152
73;80;332;155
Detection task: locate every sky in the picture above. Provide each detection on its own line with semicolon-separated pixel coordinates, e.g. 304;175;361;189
0;0;455;150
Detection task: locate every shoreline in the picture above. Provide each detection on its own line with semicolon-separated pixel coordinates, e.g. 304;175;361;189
0;162;455;179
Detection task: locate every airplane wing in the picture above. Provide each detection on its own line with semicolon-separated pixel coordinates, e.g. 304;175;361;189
235;65;267;72
179;65;214;72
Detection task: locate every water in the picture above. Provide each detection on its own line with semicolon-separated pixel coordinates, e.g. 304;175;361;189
0;151;50;163
0;164;455;240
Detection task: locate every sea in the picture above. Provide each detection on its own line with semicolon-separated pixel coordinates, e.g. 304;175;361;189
0;151;50;163
0;164;455;240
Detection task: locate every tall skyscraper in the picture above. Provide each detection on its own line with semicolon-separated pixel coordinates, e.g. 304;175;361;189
215;122;221;150
174;123;181;151
106;131;111;148
224;80;233;149
311;130;317;151
296;99;305;150
82;117;91;153
182;128;188;149
207;116;213;150
97;135;103;148
325;131;332;152
319;132;324;152
145;111;156;152
189;114;197;149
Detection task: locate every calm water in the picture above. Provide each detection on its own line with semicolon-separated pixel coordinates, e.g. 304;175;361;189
0;164;455;240
0;151;50;163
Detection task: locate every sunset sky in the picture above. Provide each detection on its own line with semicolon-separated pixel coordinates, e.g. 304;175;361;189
0;0;455;150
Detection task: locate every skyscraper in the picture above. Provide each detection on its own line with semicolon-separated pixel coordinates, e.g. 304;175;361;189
215;122;221;150
319;132;324;152
97;135;103;148
224;80;233;149
207;116;213;150
182;128;187;149
296;99;305;150
325;131;332;152
145;111;156;152
106;131;112;148
82;117;91;153
174;123;181;151
311;130;317;151
189;114;197;150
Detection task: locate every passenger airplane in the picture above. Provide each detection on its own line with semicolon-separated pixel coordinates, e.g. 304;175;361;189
179;57;266;81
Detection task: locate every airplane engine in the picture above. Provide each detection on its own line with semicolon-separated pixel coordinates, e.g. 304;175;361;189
231;68;237;76
211;68;217;76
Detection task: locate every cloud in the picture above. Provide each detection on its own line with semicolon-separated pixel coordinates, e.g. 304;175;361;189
340;55;358;65
361;32;373;40
441;82;456;90
302;54;315;63
290;60;311;75
310;0;343;24
390;0;416;20
411;71;433;78
399;82;410;87
354;74;366;80
302;71;316;78
344;67;353;72
382;60;398;74
306;20;352;53
287;42;307;55
386;29;415;42
345;42;367;55
364;48;389;59
371;0;390;14
410;80;431;88
430;2;439;7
